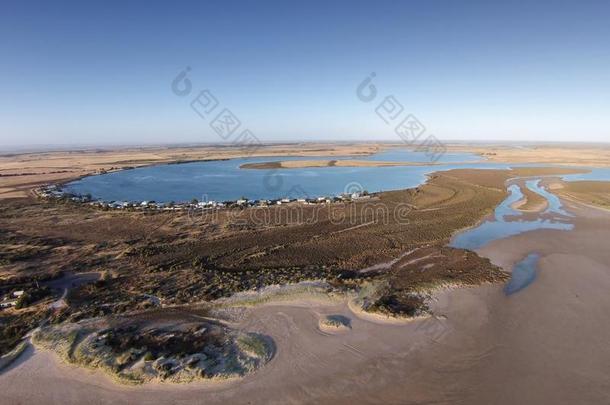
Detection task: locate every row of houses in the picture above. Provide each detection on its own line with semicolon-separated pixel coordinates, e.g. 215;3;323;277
36;184;373;212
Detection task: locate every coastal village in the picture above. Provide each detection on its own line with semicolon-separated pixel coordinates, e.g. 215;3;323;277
35;184;374;211
1;183;377;312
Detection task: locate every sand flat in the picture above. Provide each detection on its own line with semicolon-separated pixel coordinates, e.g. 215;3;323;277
2;197;610;404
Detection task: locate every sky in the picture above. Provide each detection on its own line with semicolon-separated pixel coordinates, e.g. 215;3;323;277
1;0;609;149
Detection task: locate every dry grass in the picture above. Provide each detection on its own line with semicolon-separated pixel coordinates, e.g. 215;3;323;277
555;181;610;209
448;143;610;167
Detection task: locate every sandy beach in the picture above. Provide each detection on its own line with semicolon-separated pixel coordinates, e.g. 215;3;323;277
2;195;610;404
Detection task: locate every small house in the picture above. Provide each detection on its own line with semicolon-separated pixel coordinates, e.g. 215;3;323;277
0;299;17;309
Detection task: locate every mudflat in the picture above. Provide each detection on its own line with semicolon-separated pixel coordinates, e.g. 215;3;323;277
2;199;609;404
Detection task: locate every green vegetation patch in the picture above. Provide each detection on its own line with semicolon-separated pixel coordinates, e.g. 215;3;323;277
32;315;274;384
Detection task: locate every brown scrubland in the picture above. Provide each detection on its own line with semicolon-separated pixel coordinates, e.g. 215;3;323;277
0;166;532;358
553;180;610;210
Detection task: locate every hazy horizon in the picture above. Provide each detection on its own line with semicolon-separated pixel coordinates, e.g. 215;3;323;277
2;0;609;148
3;138;610;155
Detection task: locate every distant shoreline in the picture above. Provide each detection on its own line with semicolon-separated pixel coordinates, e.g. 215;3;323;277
3;141;610;200
239;159;442;170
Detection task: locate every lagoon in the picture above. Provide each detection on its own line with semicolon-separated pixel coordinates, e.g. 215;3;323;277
65;149;509;203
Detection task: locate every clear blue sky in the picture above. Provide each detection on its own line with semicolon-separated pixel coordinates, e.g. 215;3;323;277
1;0;609;148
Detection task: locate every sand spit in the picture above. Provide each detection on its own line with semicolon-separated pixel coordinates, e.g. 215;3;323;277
239;159;440;169
509;179;549;212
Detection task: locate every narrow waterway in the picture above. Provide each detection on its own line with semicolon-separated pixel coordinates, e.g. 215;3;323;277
450;179;573;251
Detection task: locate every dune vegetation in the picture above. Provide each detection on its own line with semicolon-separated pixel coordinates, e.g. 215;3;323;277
1;165;582;366
32;310;273;384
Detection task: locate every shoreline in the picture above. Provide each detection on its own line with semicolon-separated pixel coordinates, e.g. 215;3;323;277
3;197;610;403
4;140;610;200
18;149;600;210
9;281;465;389
34;160;591;210
0;143;388;199
238;159;444;170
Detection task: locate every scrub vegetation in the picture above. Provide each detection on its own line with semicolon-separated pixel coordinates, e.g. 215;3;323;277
2;167;570;365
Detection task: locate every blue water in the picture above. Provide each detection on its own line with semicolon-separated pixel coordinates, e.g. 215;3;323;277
450;182;574;251
561;167;610;182
504;253;540;295
525;179;572;216
65;149;507;203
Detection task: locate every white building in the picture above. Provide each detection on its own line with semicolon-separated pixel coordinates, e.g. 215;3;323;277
0;299;17;309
